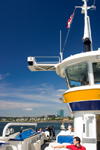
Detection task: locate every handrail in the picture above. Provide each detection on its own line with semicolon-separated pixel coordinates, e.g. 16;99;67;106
2;122;37;137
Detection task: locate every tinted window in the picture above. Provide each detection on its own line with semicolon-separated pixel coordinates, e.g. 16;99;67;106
93;62;100;84
65;63;89;88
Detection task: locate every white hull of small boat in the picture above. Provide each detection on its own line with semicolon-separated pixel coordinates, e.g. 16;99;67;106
0;122;49;150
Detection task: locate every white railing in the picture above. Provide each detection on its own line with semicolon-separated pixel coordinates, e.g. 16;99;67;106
2;122;37;137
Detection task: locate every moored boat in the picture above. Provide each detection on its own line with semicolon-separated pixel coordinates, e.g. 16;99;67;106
0;122;50;150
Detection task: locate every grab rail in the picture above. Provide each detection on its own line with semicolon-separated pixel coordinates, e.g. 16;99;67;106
2;122;37;137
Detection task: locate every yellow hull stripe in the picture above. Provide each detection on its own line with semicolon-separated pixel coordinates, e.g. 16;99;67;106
63;89;100;103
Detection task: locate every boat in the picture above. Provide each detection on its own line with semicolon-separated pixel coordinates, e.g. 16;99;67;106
27;0;100;150
0;122;50;150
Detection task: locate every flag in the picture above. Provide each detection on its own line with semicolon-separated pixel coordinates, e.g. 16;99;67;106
67;12;74;29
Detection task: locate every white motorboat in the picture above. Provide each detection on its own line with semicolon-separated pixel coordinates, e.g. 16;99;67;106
27;0;100;150
0;122;50;150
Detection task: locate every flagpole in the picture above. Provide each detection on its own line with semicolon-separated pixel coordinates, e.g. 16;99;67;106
62;10;75;53
60;30;63;62
60;30;61;53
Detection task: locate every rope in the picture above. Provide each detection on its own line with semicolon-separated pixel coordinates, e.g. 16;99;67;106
62;27;71;52
62;10;76;52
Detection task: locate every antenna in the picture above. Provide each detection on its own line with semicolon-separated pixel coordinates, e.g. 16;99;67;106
59;30;63;62
75;0;96;52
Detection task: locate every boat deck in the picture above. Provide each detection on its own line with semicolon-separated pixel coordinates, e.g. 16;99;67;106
41;139;56;150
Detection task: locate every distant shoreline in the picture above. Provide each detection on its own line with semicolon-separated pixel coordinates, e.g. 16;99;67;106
1;120;73;123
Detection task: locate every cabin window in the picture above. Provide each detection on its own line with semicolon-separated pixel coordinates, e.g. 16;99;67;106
65;62;89;88
92;62;100;84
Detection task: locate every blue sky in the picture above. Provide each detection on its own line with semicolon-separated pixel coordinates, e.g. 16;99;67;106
0;0;100;117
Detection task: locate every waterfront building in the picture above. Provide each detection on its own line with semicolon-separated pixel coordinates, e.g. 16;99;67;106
46;115;55;118
57;109;64;117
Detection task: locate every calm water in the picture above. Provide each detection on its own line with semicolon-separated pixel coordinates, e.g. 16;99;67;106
0;122;73;136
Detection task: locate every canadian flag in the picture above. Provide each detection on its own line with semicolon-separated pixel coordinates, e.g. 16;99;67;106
67;12;74;29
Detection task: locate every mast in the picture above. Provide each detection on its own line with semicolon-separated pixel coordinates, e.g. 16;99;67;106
75;0;96;52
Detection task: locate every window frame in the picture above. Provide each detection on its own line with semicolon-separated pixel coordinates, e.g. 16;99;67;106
92;62;100;84
65;62;89;88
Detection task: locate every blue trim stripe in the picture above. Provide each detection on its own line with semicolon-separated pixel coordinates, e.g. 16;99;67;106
9;139;23;141
69;100;100;111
